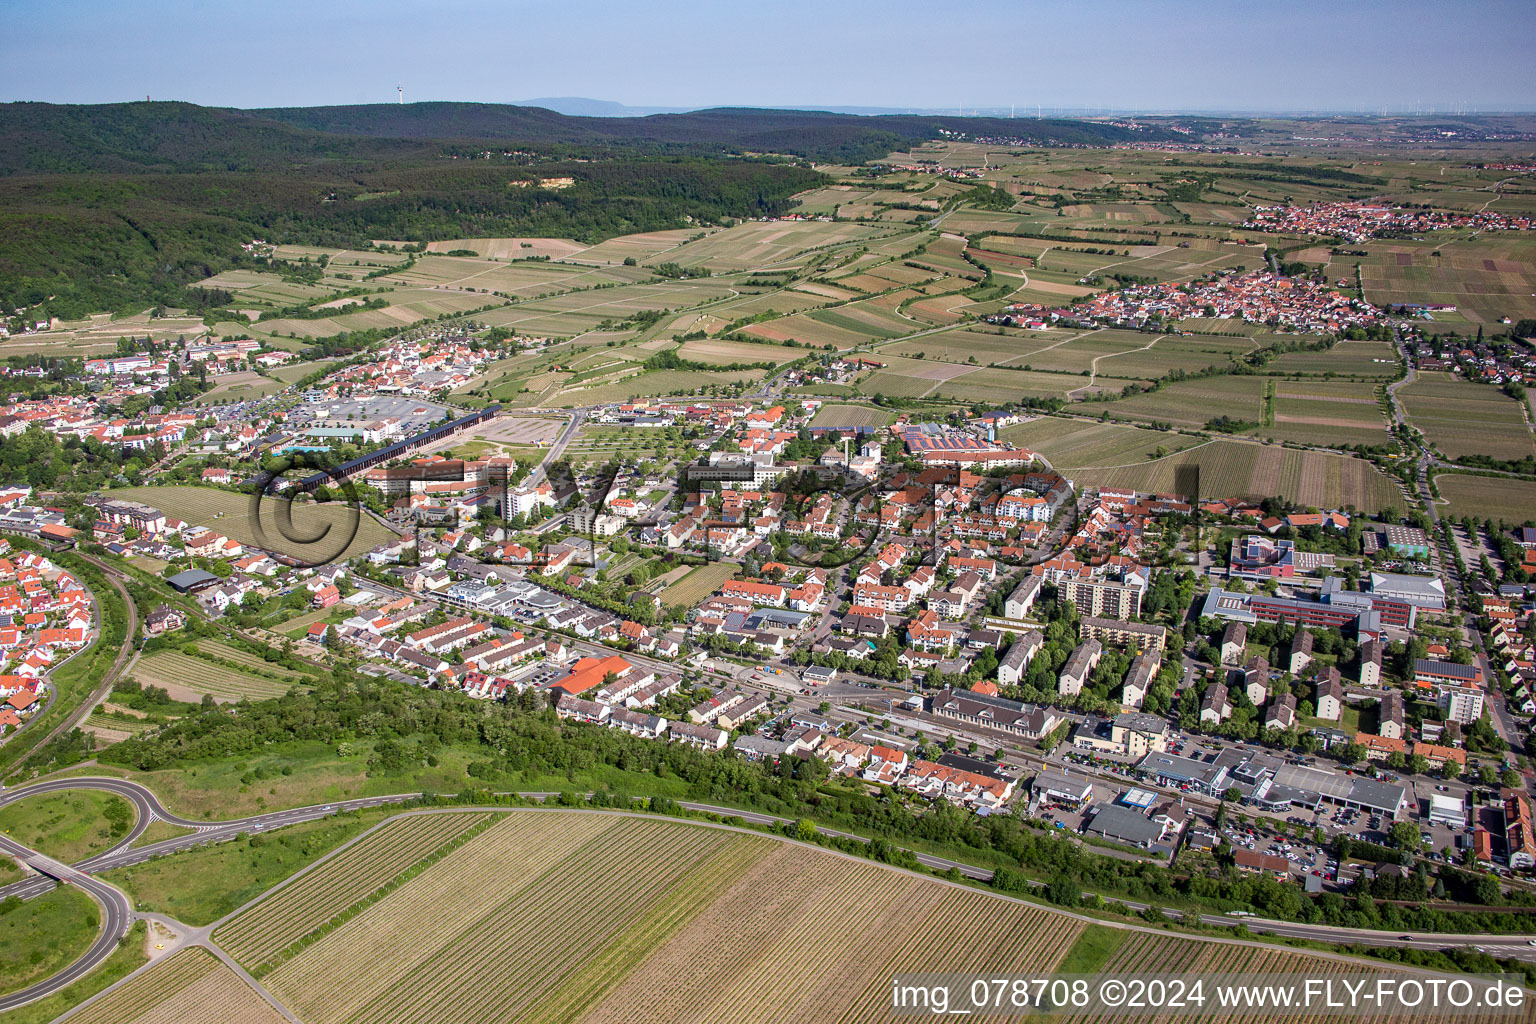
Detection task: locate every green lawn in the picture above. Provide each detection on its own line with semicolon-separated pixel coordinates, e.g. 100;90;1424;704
1302;703;1359;735
0;884;100;996
1054;923;1128;973
129;820;198;849
100;809;397;926
0;922;148;1024
0;790;135;864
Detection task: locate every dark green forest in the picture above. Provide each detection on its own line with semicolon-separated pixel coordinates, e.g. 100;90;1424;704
0;101;1172;320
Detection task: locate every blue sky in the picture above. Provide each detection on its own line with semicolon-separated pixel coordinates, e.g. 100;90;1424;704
3;0;1532;112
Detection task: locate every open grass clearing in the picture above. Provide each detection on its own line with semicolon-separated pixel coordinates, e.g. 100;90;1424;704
114;485;396;564
101;809;399;927
0;788;135;864
0;885;101;998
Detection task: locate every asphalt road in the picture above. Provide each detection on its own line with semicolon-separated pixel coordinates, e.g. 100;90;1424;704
0;835;132;1013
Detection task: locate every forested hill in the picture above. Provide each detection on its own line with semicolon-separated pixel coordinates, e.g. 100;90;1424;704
0;101;1173;176
0;101;427;175
0;100;1167;318
255;102;1171;162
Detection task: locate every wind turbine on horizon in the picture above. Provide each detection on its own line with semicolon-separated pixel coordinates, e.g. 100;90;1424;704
398;83;404;105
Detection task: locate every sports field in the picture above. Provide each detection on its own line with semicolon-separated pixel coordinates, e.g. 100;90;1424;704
1400;373;1535;461
115;485;396;564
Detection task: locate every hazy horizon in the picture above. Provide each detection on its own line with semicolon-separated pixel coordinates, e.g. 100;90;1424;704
3;0;1532;114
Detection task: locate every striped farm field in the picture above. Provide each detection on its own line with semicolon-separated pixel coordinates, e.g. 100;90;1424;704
65;947;287;1024
658;562;738;608
1434;474;1536;524
1400;372;1535;461
1062;438;1403;512
231;810;1428;1024
133;650;307;704
1263;379;1392;448
1103;376;1267;429
216;812;497;970
256;812;1087;1024
999;418;1201;468
806;403;894;429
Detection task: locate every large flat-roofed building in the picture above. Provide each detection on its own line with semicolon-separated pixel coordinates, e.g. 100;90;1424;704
1414;658;1483;688
1368;571;1446;611
1084;802;1166;848
1200;578;1416;636
1137;752;1231;795
1427;793;1465;827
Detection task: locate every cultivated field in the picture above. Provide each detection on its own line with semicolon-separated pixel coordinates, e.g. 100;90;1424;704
65;947;288;1024
1435;474;1536;524
999;418;1201;468
424;237;587;260
216;812;496;970
252;812;1086;1024
1401;373;1534;461
115;485;396;564
223;809;1424;1024
1267;339;1400;377
806;404;894;429
1066;438;1403;511
659;563;737;608
1102;375;1268;429
672;338;800;366
653;221;891;272
132;646;310;704
551;368;766;406
1262;379;1391;448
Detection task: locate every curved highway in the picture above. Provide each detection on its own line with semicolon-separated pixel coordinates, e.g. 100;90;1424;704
0;833;132;1013
4;776;1536;1011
